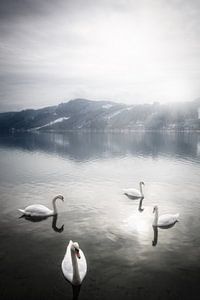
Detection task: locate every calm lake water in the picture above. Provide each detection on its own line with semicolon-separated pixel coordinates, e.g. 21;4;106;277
0;132;200;300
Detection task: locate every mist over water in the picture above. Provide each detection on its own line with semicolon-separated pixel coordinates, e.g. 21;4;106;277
0;132;200;300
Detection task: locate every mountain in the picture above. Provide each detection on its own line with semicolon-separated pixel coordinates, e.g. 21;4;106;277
0;98;200;132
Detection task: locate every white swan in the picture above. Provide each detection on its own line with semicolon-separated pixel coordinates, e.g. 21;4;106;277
18;194;64;217
153;205;179;227
123;181;145;198
62;240;87;286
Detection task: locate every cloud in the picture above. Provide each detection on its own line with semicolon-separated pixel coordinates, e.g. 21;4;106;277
0;0;200;111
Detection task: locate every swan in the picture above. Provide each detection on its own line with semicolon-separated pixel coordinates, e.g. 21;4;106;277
18;194;64;217
153;205;179;227
62;240;87;286
123;181;145;199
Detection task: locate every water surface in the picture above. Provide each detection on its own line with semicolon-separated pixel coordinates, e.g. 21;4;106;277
0;132;200;300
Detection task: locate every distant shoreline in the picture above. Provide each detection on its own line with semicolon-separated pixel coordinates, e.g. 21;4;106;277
4;128;200;134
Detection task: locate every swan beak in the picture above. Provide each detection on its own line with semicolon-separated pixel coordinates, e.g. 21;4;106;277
153;207;155;213
75;249;81;259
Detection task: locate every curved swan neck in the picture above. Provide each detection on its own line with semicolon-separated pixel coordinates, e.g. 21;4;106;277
71;247;81;285
139;182;144;197
153;209;158;226
52;196;60;214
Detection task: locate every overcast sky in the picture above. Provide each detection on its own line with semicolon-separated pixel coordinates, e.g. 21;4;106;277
0;0;200;111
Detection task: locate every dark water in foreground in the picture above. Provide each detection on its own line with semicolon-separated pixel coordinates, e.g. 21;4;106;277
0;132;200;300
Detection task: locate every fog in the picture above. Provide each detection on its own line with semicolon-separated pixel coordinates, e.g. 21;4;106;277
0;0;200;111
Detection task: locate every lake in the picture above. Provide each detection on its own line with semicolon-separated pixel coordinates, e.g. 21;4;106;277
0;131;200;300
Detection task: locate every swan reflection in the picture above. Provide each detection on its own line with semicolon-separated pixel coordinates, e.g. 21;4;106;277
152;222;177;247
20;213;64;233
152;205;179;246
138;197;144;212
52;214;64;233
72;285;81;300
124;194;145;212
152;226;158;246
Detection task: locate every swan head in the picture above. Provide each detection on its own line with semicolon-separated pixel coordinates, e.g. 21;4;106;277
140;181;145;186
153;205;158;213
71;242;81;259
56;195;64;201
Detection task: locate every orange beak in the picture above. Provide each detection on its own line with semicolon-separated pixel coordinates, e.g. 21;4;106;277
75;249;81;259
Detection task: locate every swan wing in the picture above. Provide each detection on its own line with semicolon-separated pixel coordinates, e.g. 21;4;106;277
123;188;141;198
78;249;87;281
24;204;53;216
62;242;73;283
158;214;179;226
61;241;87;284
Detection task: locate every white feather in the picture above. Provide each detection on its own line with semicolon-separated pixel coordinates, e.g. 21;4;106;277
18;195;64;217
62;240;87;285
157;213;179;227
20;204;53;216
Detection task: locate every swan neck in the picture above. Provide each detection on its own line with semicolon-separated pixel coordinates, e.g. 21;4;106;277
140;183;144;197
71;248;81;285
52;196;58;214
153;209;158;226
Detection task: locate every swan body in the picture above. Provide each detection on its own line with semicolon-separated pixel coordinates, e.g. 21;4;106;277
18;195;64;217
62;240;87;286
153;206;179;227
123;181;145;198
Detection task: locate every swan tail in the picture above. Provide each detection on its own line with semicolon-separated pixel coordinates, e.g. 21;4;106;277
18;209;25;214
123;189;132;196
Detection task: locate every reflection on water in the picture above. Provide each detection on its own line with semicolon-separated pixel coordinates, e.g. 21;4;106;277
20;213;64;233
0;131;200;161
152;226;158;246
72;285;81;300
152;222;177;247
124;194;145;212
0;131;200;300
52;214;64;233
138;197;144;212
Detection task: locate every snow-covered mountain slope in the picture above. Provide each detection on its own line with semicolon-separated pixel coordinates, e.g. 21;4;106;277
0;98;199;131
